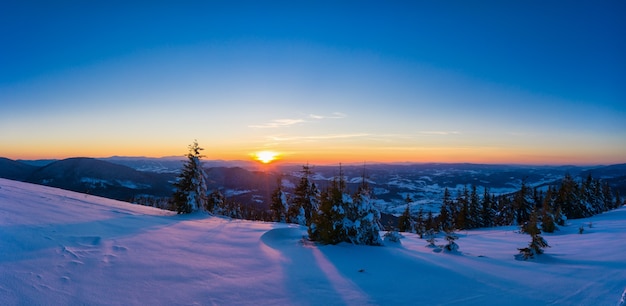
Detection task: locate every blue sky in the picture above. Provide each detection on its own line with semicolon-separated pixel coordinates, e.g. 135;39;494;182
1;1;625;164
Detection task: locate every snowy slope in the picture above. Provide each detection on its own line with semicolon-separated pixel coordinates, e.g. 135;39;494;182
1;178;625;305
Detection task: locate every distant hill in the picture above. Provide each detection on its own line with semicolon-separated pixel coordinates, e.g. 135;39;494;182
2;156;625;215
0;157;176;202
0;157;38;181
581;163;626;179
101;156;259;173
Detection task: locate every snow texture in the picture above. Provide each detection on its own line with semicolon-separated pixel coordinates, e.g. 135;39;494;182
1;178;625;305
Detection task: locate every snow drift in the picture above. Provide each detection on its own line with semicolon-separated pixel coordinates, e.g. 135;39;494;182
1;178;624;305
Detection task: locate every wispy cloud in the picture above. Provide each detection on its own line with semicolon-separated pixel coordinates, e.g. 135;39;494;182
419;131;461;135
248;118;306;128
249;112;346;129
309;112;347;120
269;133;369;142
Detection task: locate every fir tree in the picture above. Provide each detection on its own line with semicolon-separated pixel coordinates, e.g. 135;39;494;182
270;178;289;223
443;231;459;252
513;180;533;225
518;209;549;260
309;172;347;244
206;189;225;214
289;164;319;226
415;207;426;238
425;230;437;247
309;165;382;246
480;187;494;228
494;195;514;226
468;184;481;229
425;211;436;232
397;195;414;232
439;188;455;231
540;187;557;233
557;174;582;219
172;140;208;214
346;181;383;245
455;186;469;230
601;181;613;212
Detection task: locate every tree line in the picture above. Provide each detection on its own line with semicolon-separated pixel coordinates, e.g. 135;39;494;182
395;173;621;258
169;141;624;252
397;173;621;236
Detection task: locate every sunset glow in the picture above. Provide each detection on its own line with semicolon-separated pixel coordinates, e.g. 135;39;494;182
254;151;279;164
0;3;624;165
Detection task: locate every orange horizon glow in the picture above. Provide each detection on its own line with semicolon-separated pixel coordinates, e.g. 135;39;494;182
253;151;280;164
2;146;624;166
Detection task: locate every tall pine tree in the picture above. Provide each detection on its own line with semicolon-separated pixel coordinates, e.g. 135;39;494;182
270;178;289;223
309;172;348;244
172;140;208;214
289;164;319;225
398;194;414;232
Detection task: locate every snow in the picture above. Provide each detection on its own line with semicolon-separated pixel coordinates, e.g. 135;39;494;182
223;189;252;197
1;178;625;305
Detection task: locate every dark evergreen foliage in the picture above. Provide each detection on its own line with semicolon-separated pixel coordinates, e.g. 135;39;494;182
518;210;549;259
288;165;319;225
397;195;414;233
438;188;454;231
420;174;615;236
308;173;348;244
308;166;382;245
172;140;208;214
206;189;225;213
513;180;533;225
270;178;289;223
443;231;459;252
540;187;557;233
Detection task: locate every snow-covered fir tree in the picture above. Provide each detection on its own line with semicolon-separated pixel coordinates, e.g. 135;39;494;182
206;189;225;214
270;179;289;223
443;231;459;252
308;174;348;244
172;140;208;214
309;166;382;246
345;181;383;245
288;165;319;226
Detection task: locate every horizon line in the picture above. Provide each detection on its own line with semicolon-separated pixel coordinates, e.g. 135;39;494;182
3;155;624;168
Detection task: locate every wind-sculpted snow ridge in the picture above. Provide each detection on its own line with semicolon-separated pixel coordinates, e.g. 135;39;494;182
1;178;625;305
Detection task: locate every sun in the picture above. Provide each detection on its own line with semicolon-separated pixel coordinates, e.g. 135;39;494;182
254;151;279;164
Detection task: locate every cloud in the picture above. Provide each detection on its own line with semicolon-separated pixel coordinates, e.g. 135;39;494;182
248;118;306;128
309;112;347;120
249;112;346;129
269;133;369;142
419;131;461;135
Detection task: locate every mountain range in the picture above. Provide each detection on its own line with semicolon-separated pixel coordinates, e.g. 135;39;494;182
1;157;625;215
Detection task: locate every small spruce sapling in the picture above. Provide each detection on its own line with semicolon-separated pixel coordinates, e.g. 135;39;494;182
518;210;549;260
443;231;459;252
383;230;402;243
425;229;437;248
